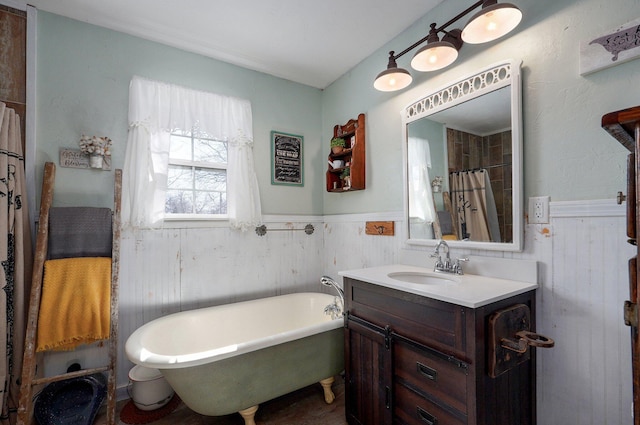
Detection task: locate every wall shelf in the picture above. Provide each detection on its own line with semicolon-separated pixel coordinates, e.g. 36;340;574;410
326;114;365;192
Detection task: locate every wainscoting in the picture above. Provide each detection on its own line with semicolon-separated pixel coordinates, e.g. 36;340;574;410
42;200;633;425
538;200;633;425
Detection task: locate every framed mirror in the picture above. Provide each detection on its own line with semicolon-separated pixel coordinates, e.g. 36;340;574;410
402;60;523;251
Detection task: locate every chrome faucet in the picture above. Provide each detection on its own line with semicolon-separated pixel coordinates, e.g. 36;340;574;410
321;276;344;319
432;240;451;271
430;240;468;275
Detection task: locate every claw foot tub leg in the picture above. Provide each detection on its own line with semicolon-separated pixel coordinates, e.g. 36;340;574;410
239;405;259;425
319;377;335;404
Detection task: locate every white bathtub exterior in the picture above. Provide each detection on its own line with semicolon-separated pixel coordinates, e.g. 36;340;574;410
125;292;343;368
124;292;345;417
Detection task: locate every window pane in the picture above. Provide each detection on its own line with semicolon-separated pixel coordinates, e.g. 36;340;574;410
195;191;227;214
166;190;194;214
170;134;192;160
195;138;227;163
168;165;194;189
166;132;229;216
195;168;226;191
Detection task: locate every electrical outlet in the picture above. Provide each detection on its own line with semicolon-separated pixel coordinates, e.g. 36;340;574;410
528;196;550;224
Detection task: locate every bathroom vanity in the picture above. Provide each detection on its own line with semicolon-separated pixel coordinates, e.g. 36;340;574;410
340;264;541;425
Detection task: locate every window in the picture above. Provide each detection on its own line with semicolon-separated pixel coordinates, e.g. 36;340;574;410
165;132;228;216
123;76;261;229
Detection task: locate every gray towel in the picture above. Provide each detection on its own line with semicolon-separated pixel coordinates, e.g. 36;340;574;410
48;207;112;259
437;211;454;235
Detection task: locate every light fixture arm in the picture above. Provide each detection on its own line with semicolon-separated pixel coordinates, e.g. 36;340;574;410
388;0;484;63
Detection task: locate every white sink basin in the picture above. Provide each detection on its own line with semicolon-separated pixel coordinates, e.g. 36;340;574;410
387;271;459;286
339;264;539;308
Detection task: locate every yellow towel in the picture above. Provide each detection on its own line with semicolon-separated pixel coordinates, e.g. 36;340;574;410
36;257;112;352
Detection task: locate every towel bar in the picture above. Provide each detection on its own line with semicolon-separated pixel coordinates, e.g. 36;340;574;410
255;224;314;236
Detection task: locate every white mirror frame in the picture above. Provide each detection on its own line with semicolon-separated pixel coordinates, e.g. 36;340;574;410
402;59;523;252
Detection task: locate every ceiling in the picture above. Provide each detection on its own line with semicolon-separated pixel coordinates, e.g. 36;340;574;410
28;0;445;89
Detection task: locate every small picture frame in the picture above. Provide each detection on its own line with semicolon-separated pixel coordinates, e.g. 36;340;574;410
271;131;303;186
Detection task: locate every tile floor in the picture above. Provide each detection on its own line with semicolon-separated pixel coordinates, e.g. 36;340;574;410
95;375;347;425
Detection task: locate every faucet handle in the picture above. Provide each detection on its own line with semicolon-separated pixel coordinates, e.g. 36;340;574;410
452;257;469;275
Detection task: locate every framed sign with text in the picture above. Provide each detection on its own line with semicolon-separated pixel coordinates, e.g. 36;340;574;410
271;131;303;186
580;17;640;75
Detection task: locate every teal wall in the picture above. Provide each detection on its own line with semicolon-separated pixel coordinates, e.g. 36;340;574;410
37;0;640;217
321;0;640;214
36;11;323;214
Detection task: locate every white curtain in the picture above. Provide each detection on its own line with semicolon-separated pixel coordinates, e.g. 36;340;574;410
408;137;436;239
123;76;262;230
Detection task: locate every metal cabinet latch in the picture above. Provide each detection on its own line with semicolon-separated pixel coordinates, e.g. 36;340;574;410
617;191;627;204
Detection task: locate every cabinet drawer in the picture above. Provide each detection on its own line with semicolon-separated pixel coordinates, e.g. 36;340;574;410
394;340;467;414
347;278;465;353
394;383;466;425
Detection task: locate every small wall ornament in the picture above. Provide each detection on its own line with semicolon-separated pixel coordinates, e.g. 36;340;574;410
431;176;443;193
59;135;113;171
580;17;640;75
79;135;112;169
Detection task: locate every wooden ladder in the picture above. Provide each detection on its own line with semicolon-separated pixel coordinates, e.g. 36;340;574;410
16;162;122;425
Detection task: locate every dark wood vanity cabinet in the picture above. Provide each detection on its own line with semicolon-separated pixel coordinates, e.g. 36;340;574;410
344;277;536;425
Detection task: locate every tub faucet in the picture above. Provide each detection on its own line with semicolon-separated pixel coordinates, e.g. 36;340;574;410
321;276;344;318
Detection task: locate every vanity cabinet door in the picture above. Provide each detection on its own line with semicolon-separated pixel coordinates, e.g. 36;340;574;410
345;314;393;425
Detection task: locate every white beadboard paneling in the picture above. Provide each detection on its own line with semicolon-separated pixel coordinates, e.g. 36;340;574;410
117;228;183;382
541;214;633;425
322;218;404;287
40;200;634;424
179;225;323;308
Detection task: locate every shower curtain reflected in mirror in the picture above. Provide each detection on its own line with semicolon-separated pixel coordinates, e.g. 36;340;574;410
449;169;501;242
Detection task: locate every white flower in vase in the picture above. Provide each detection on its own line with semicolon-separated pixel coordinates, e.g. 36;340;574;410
79;135;113;168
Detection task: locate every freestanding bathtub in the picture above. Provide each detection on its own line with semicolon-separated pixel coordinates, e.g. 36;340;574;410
125;292;344;425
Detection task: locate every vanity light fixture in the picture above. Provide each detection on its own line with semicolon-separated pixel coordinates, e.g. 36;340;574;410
373;51;413;92
461;0;523;44
373;0;522;92
411;24;463;72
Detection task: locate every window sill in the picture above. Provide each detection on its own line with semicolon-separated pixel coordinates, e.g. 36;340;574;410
162;215;229;229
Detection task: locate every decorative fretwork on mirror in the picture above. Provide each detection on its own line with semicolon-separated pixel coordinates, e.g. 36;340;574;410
402;60;523;252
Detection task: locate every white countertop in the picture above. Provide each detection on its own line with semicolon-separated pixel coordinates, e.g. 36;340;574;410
339;264;538;308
